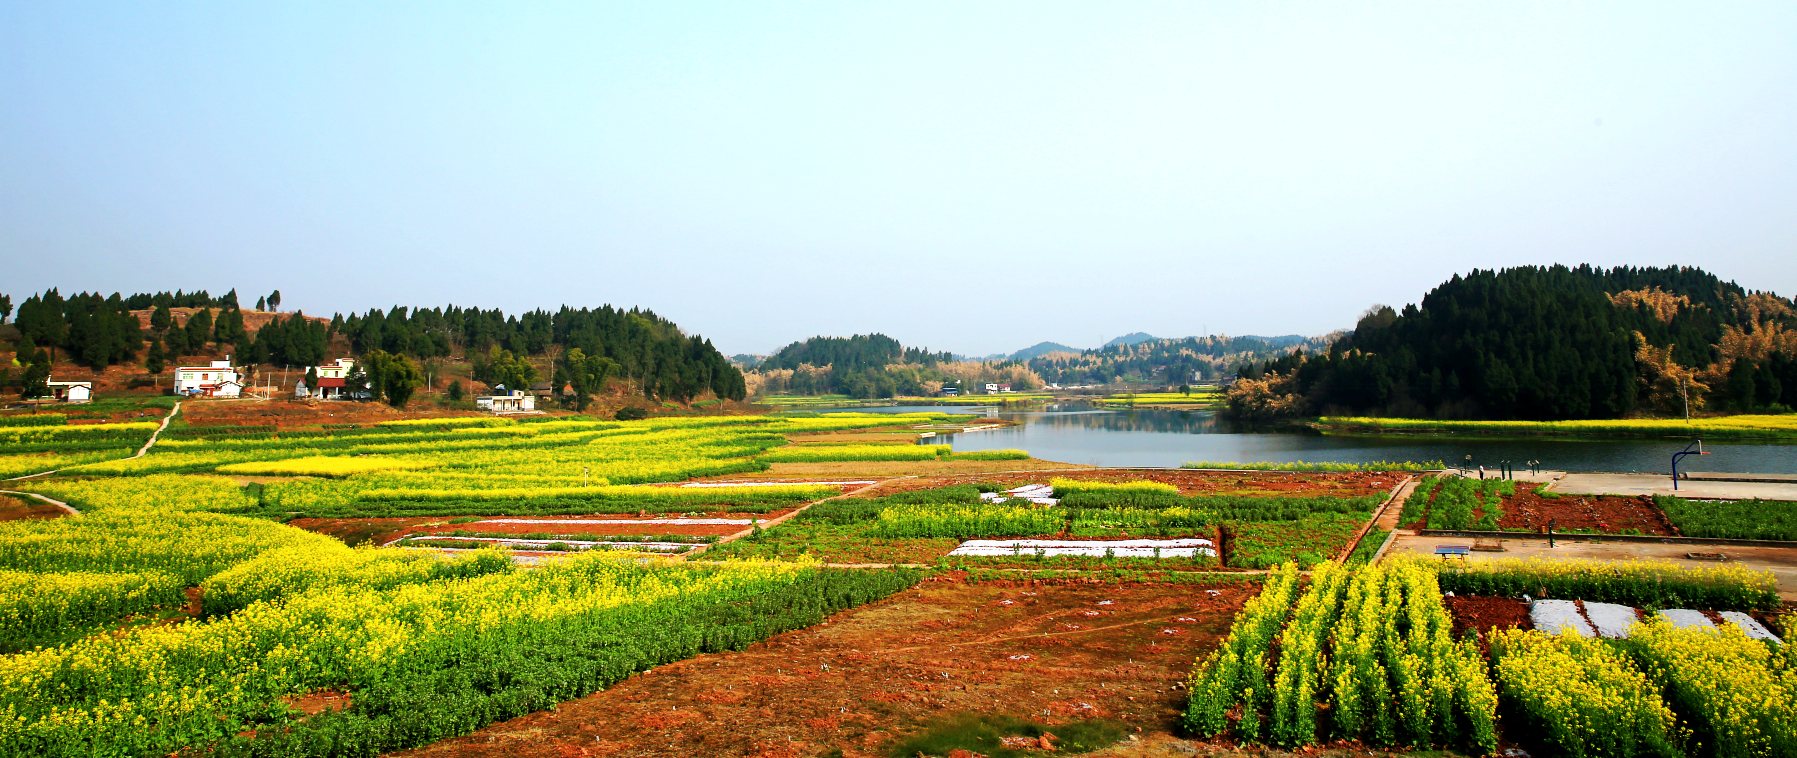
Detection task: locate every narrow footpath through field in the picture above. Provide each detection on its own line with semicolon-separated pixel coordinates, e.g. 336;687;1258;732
3;400;181;482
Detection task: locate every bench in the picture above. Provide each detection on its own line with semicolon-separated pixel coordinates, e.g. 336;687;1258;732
1434;545;1472;560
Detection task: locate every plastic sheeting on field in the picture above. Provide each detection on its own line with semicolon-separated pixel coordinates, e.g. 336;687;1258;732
948;538;1215;558
1529;599;1594;637
1719;611;1783;644
981;484;1059;506
1581;602;1640;639
1657;609;1717;629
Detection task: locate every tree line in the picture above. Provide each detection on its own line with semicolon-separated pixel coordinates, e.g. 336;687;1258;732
1;288;745;407
1229;265;1797;421
745;333;1040;398
1028;334;1333;386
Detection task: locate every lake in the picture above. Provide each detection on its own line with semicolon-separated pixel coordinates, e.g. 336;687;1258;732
817;403;1797;474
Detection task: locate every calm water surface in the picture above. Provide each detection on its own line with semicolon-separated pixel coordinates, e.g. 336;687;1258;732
817;404;1797;474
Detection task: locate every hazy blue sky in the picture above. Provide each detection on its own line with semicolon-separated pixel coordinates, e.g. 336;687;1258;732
4;3;1795;356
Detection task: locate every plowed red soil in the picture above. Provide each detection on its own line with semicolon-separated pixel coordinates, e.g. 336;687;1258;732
1444;595;1531;638
397;576;1252;758
1496;491;1677;535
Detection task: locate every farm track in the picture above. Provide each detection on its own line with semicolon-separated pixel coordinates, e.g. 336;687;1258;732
3;400;181;482
681;477;905;559
0;489;78;516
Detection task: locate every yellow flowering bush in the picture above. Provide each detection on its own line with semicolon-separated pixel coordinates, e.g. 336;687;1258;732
1627;620;1797;757
1491;629;1683;757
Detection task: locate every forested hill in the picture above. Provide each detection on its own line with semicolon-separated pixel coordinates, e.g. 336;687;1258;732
747;333;1038;398
1;288;745;403
1234;265;1797;420
759;333;954;373
1030;334;1331;385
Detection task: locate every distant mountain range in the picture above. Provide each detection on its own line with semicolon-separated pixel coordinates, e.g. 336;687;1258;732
1100;332;1158;349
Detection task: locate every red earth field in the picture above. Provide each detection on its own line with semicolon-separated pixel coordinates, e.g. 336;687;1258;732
398;575;1253;758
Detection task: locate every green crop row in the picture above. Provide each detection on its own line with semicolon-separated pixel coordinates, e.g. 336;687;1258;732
1188;561;1497;753
1655;496;1797;542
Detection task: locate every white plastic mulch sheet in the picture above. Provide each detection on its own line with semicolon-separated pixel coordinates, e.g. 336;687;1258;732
1529;599;1594;637
1719;611;1783;644
1581;602;1640;639
980;484;1059;506
1657;609;1717;629
948;538;1215;558
679;480;875;488
479;517;757;525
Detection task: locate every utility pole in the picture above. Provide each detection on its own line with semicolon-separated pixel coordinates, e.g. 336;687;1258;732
1680;375;1690;423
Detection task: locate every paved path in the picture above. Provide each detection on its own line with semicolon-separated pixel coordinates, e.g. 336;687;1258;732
1552;471;1797;500
1386;531;1797;602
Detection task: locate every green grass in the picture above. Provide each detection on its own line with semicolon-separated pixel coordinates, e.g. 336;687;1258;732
1345;527;1389;565
1656;496;1797;541
885;713;1127;758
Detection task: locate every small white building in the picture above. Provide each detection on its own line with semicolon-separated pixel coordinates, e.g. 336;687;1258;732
46;380;93;404
475;389;536;413
300;358;357;400
314;358;355;380
173;358;242;397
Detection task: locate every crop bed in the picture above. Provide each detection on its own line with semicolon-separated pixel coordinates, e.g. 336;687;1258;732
395;576;1253;758
1497;489;1678;535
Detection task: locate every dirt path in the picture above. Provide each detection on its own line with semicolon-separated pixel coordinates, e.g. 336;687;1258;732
136;400;180;457
0;489;78;516
682;477;906;559
1334;475;1415;561
3;400;180;482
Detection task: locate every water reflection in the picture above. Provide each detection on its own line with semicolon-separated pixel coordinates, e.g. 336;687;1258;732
817;403;1797;474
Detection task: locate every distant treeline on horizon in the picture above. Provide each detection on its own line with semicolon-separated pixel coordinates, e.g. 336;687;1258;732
0;287;745;404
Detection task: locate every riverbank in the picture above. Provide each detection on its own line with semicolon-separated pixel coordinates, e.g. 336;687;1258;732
1313;413;1797;442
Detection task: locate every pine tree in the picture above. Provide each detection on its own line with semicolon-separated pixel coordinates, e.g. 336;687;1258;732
145;340;167;374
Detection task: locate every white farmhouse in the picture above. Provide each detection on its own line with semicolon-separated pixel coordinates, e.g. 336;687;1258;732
314;358;355;380
46;380;93;404
475;388;536;413
172;358;242;397
308;358;356;400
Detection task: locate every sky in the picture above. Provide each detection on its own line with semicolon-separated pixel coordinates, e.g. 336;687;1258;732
4;3;1796;357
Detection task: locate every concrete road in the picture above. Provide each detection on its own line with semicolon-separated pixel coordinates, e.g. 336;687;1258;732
1551;472;1797;500
1387;532;1797;602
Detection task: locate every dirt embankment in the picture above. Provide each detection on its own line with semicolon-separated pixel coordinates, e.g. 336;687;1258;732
397;576;1252;758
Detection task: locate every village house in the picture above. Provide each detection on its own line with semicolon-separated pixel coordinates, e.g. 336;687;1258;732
46;380;93;404
172;358;243;397
475;387;536;414
304;358;356;400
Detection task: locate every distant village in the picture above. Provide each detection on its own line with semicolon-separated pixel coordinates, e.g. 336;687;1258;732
42;355;543;414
